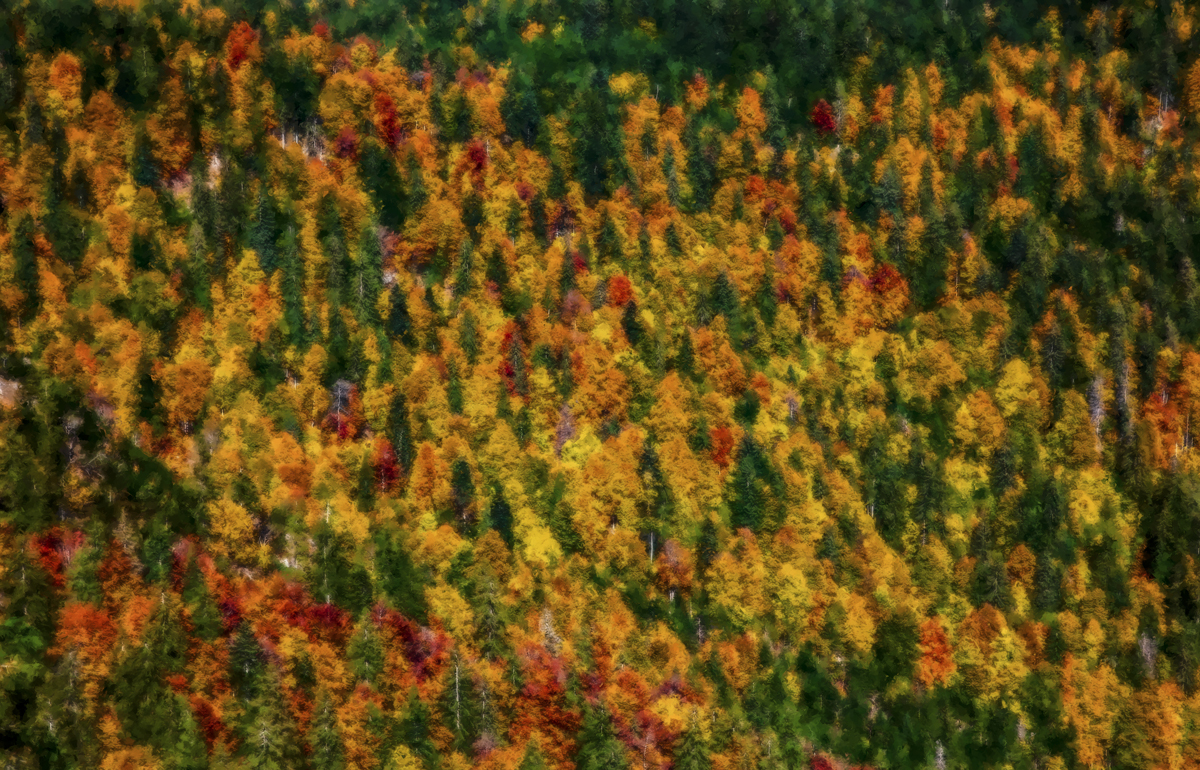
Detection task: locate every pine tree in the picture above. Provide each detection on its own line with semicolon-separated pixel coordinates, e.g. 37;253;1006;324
164;694;209;770
575;700;630;770
184;221;212;311
388;391;416;475
673;711;712;770
387;284;416;346
112;595;189;748
355;224;384;327
400;687;439;769
310;689;347;770
229;620;266;701
238;666;304;770
376;530;429;623
133;125;159;188
307;520;372;615
486;490;514;548
11;213;39;322
621;301;644;347
250;184;278;274
503;72;542;146
663;145;681;208
279;226;305;347
348;621;385;688
438;653;480;754
450;457;476;535
519;739;549;770
453;239;475;296
406;151;427;215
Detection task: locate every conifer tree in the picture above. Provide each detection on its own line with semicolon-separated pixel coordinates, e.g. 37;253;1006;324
674;711;712;770
438;652;480;754
575;700;629;770
310;688;347;770
348;621;385;688
238;665;304;770
400;687;439;769
11;213;39;322
355;223;384;327
250;184;277;274
111;596;189;748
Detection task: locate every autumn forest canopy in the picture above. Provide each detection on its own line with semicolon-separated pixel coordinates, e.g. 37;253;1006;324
4;0;1200;768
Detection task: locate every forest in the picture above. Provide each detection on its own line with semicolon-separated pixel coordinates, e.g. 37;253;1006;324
2;0;1200;768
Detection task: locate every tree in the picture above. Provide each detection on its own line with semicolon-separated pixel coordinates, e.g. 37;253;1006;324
503;72;542;146
229;620;266;701
111;595;189;749
310;689;347;770
306;521;373;615
238;665;304;770
450;457;477;535
388;284;416;346
485;489;514;549
376;531;429;623
575;700;629;770
250;184;277;273
438;653;480;754
399;687;439;769
673;711;712;770
355;224;384;327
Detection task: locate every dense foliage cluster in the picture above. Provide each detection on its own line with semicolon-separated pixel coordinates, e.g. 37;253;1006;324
3;1;1200;768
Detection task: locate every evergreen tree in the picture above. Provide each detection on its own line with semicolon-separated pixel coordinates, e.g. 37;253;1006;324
229;620;266;701
518;738;549;770
355;224;384;327
376;530;429;623
184;221;212;311
450;457;476;535
164;694;209;770
621;301;644;347
447;362;464;416
348;621;385;688
279;226;305;347
111;596;189;748
503;72;542;146
438;653;480;754
486;489;514;549
250;184;277;274
307;520;373;615
238;666;304;770
575;700;630;770
399;687;439;769
310;689;347;770
387;284;416;346
11;213;39;321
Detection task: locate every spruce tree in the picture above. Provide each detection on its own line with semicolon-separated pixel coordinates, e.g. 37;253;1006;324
164;694;209;770
673;712;712;770
184;221;212;311
11;213;39;321
375;530;429;623
438;653;480;755
399;687;439;769
575;700;630;770
355;224;384;327
229;620;266;701
387;284;416;346
447;362;464;415
250;184;277;274
348;621;385;688
279;227;305;347
310;689;347;770
238;666;304;770
111;596;189;748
